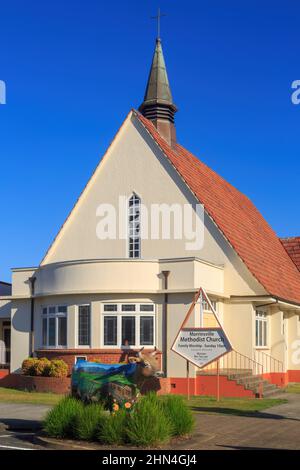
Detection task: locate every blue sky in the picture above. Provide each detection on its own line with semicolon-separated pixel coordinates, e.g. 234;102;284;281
0;0;299;281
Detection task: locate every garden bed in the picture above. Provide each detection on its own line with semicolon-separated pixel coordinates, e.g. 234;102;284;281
1;374;70;394
43;394;195;448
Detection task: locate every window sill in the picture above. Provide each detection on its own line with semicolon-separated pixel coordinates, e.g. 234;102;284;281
102;345;156;349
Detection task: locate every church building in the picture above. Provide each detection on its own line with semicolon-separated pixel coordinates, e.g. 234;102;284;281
1;36;300;397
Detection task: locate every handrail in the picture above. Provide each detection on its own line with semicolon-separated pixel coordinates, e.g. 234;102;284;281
254;350;284;373
199;349;264;397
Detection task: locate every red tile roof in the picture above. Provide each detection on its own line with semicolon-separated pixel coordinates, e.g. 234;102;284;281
136;111;300;305
280;237;300;272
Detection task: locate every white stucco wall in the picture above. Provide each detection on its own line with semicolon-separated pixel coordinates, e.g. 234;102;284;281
10;299;31;372
40;113;264;299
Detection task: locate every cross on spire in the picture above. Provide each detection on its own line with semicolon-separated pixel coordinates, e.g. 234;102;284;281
151;7;166;40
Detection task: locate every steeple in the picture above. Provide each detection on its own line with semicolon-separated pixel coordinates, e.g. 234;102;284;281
139;38;177;147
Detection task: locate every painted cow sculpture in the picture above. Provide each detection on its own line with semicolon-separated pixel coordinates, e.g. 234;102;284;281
71;348;161;406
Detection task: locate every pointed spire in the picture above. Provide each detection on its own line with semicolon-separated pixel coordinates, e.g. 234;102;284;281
139;38;177;147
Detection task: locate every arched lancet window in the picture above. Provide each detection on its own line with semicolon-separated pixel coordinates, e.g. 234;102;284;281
128;194;141;258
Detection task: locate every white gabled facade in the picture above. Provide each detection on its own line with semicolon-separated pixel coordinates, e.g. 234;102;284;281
1;38;300;397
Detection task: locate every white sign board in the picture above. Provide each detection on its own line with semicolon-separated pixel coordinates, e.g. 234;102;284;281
172;328;231;368
171;287;232;368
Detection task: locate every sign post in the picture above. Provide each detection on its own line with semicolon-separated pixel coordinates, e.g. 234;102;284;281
186;360;190;400
171;287;232;399
217;359;220;402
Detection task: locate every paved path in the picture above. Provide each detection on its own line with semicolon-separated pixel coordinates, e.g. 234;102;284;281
180;393;300;450
0;396;299;450
0;403;50;450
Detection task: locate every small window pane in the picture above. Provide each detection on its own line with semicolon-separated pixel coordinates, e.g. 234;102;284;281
78;306;90;346
48;318;56;346
42;307;47;315
58;316;67;346
122;304;136;312
49;307;56;315
104;316;118;346
259;321;262;346
104;304;118;312
140;304;154;312
140;316;154;345
122;316;135;346
42;318;47;346
58;306;67;314
75;356;87;363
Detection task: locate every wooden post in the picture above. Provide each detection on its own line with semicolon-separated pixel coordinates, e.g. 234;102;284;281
217;359;220;402
186;360;190;400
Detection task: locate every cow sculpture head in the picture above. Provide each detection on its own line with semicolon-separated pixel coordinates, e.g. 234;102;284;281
129;347;161;377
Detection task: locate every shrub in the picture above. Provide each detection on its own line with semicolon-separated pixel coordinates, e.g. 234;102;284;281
126;392;172;447
73;403;105;441
21;358;38;376
32;357;51;376
47;359;68;378
161;395;195;436
44;396;83;438
21;357;68;377
98;409;128;445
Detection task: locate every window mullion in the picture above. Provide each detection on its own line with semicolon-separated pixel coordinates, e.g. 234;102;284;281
118;315;121;349
47;315;49;348
136;315;140;347
55;308;58;348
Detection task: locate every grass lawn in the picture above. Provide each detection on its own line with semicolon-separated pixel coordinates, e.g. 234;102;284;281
286;383;300;394
0;387;63;406
185;395;287;416
0;387;288;415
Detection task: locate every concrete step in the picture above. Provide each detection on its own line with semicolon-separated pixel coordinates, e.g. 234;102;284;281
262;387;283;397
227;372;253;380
198;367;282;398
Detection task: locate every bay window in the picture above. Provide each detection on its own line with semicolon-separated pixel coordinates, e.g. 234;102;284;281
102;303;155;348
41;306;67;348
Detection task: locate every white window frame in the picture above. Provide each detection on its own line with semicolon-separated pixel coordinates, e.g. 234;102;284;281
255;310;268;348
128;193;141;259
202;299;218;312
75;355;87;364
41;305;67;349
77;304;91;348
100;303;156;349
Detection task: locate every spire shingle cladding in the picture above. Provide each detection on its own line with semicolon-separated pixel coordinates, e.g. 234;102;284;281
139;39;177;147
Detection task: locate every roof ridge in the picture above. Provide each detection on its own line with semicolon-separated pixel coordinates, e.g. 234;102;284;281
280;236;300;240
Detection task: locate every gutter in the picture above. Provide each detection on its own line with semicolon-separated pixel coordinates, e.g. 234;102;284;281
162;270;170;377
29;276;36;356
230;295;300;311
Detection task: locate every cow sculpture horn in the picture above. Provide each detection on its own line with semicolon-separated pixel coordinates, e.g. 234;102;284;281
151;347;158;356
138;347;144;358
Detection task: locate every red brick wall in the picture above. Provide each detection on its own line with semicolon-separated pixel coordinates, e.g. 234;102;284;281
0;374;70;394
0;369;9;379
36;349;162;374
288;370;300;382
